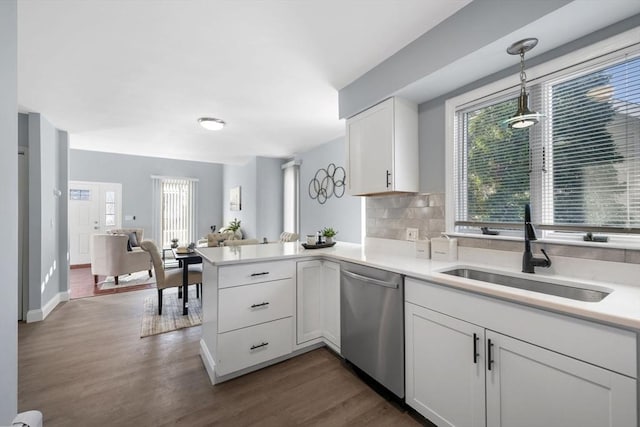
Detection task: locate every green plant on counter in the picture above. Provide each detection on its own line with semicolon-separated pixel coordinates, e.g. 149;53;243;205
322;227;337;238
227;218;241;232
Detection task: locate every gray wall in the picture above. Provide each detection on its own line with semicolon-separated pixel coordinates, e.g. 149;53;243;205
69;149;224;241
0;0;17;421
297;137;361;244
223;157;258;238
29;114;64;307
24;113;69;315
222;156;284;241
256;157;284;241
418;102;446;193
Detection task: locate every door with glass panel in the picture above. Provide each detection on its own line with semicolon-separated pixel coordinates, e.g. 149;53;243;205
68;181;122;265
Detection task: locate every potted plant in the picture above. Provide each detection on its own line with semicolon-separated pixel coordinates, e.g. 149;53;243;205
225;218;242;239
322;227;337;244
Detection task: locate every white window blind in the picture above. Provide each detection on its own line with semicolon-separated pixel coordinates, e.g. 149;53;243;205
454;49;640;235
151;176;198;247
540;55;640;231
455;96;531;229
282;161;300;234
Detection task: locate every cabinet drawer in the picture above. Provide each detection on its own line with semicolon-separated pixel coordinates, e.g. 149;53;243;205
216;317;293;376
219;260;294;289
219;278;294;333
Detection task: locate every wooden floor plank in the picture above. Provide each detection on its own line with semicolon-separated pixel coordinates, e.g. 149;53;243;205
19;289;422;426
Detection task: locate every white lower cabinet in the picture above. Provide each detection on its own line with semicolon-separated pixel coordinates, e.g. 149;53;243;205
405;278;637;427
204;260;296;381
321;260;340;349
296;260;341;351
485;331;636;427
405;303;485;427
296;260;324;343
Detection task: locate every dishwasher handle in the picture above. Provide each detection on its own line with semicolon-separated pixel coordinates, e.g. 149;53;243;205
342;269;399;289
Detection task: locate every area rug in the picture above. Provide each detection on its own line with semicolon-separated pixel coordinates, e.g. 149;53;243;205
99;270;156;290
140;289;202;337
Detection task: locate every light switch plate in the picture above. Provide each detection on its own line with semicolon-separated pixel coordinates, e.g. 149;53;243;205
406;228;418;241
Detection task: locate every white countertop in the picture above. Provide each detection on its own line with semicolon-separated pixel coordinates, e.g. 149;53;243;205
196;241;640;330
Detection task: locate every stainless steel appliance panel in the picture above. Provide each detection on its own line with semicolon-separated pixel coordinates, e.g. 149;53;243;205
340;262;404;398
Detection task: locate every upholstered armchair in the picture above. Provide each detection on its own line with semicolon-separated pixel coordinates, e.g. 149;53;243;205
108;228;144;246
197;231;237;247
279;232;299;242
220;238;260;246
90;234;152;285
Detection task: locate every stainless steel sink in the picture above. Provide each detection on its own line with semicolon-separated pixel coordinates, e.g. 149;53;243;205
441;268;610;302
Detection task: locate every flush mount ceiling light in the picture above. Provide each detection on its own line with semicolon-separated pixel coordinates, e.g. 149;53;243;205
504;38;542;129
198;117;226;131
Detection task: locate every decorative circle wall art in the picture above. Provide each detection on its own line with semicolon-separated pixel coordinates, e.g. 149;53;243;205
308;163;346;204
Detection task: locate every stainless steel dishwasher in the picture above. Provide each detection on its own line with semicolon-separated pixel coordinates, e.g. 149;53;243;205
340;262;404;399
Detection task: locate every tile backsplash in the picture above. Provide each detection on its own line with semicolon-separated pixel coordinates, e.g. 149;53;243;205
366;193;640;265
366;193;445;241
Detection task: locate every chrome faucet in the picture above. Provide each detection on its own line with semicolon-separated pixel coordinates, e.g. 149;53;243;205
522;204;551;273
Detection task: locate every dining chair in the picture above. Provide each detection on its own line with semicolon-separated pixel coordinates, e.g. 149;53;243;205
140;240;202;315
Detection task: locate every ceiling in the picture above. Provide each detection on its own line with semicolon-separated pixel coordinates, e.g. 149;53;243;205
17;0;471;164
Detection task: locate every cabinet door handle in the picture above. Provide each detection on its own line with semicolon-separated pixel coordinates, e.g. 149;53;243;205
473;333;479;364
250;342;269;350
487;338;494;371
250;302;270;309
250;272;269;277
386;170;391;188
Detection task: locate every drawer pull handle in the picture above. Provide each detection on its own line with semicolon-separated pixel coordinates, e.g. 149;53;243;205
250;342;269;350
487;339;494;371
473;333;479;364
250;302;270;309
250;272;270;277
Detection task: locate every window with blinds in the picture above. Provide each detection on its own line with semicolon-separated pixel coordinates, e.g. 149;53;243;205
151;177;198;247
455;96;531;230
454;50;640;236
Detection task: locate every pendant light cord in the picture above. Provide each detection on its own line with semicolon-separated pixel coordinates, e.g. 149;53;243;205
520;50;528;96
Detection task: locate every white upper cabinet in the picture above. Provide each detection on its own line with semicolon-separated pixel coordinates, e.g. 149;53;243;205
346;97;419;195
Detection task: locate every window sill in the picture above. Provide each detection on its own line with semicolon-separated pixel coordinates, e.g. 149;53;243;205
447;231;640;252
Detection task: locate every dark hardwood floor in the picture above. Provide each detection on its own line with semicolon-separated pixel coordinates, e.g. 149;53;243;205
69;266;155;299
19;289;422;426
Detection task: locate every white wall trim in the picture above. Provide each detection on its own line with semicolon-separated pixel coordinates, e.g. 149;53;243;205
25;291;69;323
25;308;42;323
199;338;216;385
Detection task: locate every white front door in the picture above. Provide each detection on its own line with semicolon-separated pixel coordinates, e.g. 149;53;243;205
68;181;122;265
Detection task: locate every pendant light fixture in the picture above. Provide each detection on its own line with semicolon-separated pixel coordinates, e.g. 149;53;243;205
198;117;226;131
505;38;541;129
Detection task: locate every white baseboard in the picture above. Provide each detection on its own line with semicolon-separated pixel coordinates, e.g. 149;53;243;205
25;291;70;323
199;338;217;385
26;308;43;323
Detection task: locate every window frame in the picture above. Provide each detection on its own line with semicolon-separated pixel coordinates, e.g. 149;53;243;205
445;28;640;246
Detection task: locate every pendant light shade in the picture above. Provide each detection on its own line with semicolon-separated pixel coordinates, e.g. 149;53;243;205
504;38;542;129
509;93;539;129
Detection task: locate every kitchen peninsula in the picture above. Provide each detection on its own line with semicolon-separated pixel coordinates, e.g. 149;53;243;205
197;240;640;426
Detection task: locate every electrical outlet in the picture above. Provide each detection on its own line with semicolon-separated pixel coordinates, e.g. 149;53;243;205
406;228;418;241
